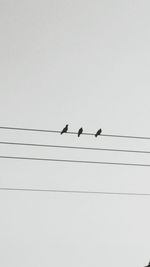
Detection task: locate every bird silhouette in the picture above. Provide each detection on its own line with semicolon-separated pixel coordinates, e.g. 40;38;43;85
78;127;83;137
61;124;68;134
144;262;150;267
95;128;102;137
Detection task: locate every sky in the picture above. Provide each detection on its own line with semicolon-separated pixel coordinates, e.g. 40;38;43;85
0;0;150;266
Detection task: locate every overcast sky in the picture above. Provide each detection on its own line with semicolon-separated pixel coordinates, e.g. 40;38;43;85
0;0;150;266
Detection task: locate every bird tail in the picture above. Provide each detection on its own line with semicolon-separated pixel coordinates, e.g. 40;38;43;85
95;133;97;137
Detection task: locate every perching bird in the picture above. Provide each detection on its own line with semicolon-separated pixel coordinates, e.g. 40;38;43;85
78;127;83;137
144;262;150;267
95;128;102;137
61;124;68;134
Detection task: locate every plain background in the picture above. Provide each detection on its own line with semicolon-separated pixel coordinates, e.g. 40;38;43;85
0;0;150;266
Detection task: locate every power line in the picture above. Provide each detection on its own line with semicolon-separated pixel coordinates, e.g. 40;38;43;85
0;187;150;197
0;126;59;134
1;155;150;167
1;141;150;155
1;126;150;140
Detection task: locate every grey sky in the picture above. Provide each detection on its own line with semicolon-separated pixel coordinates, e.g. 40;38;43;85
0;0;150;266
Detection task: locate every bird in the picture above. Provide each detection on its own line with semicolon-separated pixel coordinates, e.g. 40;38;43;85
144;262;150;267
78;127;83;137
95;128;102;137
61;124;68;134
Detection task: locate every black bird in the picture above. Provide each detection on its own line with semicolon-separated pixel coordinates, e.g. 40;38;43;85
78;127;83;137
144;262;150;267
95;128;102;137
61;124;68;134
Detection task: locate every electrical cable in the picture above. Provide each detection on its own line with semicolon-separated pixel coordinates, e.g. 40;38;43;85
0;187;150;196
0;126;150;140
1;155;150;167
0;141;150;154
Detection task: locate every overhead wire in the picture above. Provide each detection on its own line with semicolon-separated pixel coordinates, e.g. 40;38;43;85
0;141;150;154
1;126;150;168
0;187;150;196
1;127;150;196
0;126;150;140
1;155;150;167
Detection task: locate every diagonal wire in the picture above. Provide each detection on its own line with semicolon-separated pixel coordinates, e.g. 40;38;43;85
0;126;150;140
1;141;150;154
0;187;150;197
1;155;150;167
